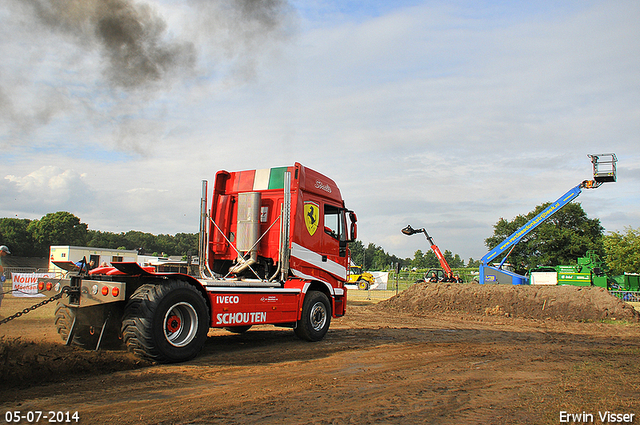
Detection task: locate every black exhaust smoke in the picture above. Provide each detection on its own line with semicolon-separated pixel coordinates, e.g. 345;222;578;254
23;0;196;88
2;0;293;148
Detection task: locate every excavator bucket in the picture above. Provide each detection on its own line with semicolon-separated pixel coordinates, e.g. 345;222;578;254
588;153;617;183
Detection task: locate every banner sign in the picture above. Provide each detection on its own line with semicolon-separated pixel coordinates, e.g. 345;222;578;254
11;273;55;297
370;272;389;290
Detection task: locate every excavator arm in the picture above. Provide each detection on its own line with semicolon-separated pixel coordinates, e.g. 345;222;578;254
402;225;454;275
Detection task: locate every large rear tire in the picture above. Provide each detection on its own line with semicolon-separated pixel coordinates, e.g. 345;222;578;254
122;281;209;363
294;291;331;342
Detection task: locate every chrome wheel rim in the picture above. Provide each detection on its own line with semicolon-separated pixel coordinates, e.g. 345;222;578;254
164;302;198;347
310;301;327;332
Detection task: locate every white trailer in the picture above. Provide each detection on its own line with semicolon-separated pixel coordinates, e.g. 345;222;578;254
48;246;138;275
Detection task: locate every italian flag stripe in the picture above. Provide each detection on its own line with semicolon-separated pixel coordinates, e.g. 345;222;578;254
252;166;288;191
268;167;288;189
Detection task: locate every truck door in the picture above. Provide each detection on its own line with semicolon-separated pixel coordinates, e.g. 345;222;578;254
323;204;348;259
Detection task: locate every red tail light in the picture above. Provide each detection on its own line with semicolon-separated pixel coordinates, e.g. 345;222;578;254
112;287;120;297
101;286;109;296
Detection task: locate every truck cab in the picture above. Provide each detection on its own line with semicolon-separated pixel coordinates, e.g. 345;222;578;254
204;163;356;295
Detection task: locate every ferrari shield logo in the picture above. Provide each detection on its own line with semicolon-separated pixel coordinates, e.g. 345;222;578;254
304;201;319;236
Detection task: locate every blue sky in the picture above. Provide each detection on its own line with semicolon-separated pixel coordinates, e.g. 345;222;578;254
1;0;638;262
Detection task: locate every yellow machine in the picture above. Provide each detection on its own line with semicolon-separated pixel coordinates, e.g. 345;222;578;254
349;265;375;290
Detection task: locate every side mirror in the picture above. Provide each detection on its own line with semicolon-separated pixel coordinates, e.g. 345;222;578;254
348;211;358;242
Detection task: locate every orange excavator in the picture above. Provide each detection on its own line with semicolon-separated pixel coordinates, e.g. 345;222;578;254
402;225;463;283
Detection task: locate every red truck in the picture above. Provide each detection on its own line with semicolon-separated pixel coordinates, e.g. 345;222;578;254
39;163;357;363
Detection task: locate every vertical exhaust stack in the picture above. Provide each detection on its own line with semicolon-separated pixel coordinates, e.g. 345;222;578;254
268;171;291;283
198;180;211;278
280;171;292;282
230;192;261;274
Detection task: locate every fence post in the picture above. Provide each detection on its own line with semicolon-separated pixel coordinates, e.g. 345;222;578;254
395;263;399;295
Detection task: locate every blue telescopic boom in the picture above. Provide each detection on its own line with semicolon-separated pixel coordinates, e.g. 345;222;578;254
481;183;583;266
479;153;616;285
479;183;586;285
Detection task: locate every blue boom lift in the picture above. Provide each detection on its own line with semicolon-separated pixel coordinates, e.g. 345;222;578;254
479;153;617;285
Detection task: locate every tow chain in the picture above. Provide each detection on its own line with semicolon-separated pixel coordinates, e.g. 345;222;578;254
0;288;68;326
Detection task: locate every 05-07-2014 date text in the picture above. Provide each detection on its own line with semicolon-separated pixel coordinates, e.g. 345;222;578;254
4;411;79;423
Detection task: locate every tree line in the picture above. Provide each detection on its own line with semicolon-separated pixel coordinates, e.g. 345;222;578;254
1;206;639;275
0;212;198;258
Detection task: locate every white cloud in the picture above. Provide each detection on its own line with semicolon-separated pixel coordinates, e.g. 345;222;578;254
2;166;93;215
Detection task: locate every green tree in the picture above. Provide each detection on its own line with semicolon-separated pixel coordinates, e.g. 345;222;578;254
410;249;436;269
156;234;177;255
348;241;406;271
123;230;160;253
0;218;35;257
411;249;425;269
485;202;604;274
363;243;378;270
371;248;388;270
173;233;199;257
443;250;464;268
351;241;403;270
86;230;128;250
423;250;439;268
349;240;365;267
467;258;480;268
604;227;640;275
28;212;88;256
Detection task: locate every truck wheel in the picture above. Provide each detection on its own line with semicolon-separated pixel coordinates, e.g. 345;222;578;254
294;291;331;342
122;281;209;363
225;325;252;333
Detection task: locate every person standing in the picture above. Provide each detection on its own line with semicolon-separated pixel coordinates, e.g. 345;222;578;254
0;245;10;310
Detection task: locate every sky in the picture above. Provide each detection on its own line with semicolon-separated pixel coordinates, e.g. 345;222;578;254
1;0;638;262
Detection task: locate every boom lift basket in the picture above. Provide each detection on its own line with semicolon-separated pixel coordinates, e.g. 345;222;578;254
589;153;617;183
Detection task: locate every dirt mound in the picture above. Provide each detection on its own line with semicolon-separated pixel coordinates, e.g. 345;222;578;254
377;282;640;322
0;337;151;389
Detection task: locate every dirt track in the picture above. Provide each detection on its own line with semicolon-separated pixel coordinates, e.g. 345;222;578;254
2;285;640;424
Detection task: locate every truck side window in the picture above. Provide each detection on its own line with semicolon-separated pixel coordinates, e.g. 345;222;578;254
324;204;344;240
